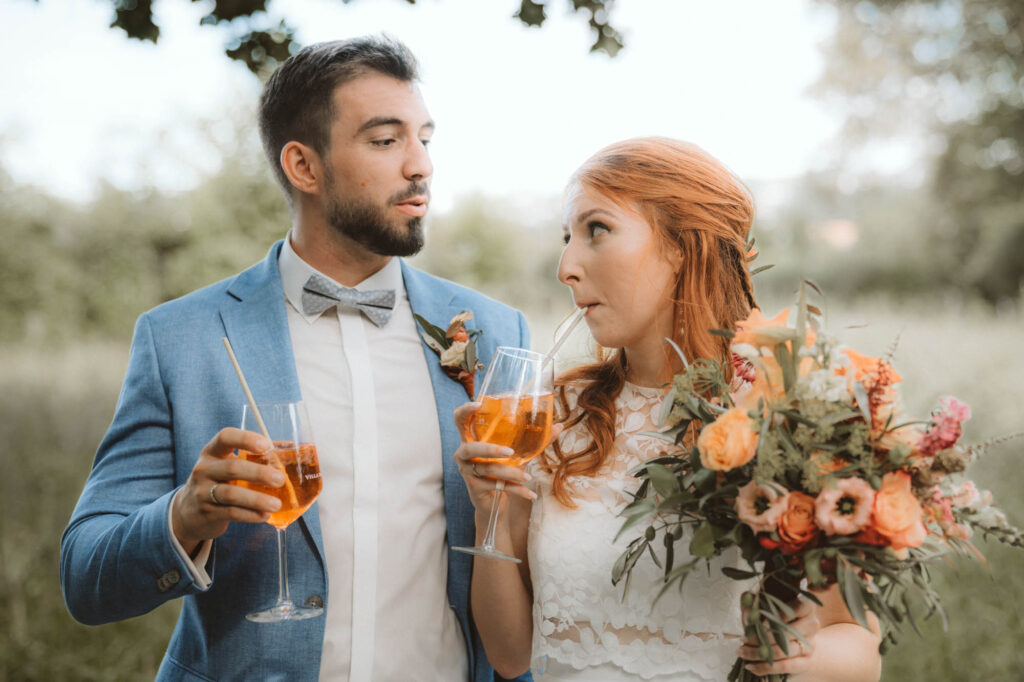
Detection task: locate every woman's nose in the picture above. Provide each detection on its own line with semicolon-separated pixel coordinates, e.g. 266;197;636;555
557;244;581;286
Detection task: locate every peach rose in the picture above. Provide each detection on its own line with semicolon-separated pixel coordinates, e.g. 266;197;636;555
697;407;759;471
871;471;927;550
777;492;820;550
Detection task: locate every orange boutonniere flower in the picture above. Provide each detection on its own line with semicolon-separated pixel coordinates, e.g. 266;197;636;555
414;311;484;398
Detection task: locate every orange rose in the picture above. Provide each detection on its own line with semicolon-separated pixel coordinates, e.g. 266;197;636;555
697;407;759;471
777;492;820;551
871;471;927;550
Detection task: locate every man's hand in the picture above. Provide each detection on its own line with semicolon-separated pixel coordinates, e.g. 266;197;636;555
171;428;286;554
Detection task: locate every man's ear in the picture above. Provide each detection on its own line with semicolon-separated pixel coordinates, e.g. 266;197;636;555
280;141;324;195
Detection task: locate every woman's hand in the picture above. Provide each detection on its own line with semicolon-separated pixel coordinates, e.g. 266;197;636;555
737;594;822;678
453;403;540;511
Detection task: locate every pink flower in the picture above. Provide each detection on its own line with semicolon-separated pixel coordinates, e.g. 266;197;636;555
730;353;756;384
940;397;972;422
919;397;972;455
949;480;981;508
924;487;954;525
735;481;789;533
814;477;876;535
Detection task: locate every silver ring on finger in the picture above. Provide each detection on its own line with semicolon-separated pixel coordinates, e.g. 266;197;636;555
209;483;223;506
471;462;480;477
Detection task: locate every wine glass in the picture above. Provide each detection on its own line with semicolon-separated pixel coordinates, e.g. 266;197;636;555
454;346;554;562
236;401;323;622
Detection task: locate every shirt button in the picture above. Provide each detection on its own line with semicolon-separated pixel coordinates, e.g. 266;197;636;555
305;594;323;608
156;569;181;592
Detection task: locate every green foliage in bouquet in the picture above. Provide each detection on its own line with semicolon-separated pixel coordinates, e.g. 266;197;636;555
612;283;1024;682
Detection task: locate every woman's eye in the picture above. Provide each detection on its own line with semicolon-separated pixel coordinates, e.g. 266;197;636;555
562;232;571;245
420;138;431;148
588;221;610;237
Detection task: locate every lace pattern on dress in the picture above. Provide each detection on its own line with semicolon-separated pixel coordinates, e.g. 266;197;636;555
528;381;751;681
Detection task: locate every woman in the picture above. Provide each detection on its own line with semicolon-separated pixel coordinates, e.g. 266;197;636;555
454;138;882;681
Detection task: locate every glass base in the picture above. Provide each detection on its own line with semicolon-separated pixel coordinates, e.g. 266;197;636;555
245;600;324;623
452;545;521;563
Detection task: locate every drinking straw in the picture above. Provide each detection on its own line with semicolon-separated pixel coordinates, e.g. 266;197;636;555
543;307;586;369
221;337;299;507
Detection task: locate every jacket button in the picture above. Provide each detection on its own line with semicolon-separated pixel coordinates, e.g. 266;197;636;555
305;594;323;608
156;569;181;592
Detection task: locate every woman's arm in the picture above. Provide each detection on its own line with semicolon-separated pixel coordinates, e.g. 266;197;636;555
452;403;547;679
739;582;882;681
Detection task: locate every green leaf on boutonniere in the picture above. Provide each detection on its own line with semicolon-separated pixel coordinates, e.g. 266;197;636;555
413;313;449;350
465;336;478;373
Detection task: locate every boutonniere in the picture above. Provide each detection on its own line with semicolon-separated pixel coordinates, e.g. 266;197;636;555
414;311;483;398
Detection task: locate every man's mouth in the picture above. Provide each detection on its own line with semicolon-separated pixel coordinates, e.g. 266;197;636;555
395;196;428;217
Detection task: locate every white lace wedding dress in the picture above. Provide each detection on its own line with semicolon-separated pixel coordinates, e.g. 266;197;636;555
527;381;752;681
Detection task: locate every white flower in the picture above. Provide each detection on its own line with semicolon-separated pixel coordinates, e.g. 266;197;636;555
440;340;467;368
802;368;847;402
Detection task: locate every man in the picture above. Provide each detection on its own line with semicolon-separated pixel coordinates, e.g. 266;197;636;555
61;35;529;681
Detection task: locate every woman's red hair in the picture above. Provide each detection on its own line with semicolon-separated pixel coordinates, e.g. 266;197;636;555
542;137;757;506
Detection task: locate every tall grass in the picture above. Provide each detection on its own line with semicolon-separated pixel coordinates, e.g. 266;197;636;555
2;298;1021;680
0;343;180;681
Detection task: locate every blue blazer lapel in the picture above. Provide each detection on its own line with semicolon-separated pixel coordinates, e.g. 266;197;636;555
219;240;326;566
401;262;467;465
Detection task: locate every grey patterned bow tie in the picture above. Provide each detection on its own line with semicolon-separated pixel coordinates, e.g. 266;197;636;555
301;273;396;328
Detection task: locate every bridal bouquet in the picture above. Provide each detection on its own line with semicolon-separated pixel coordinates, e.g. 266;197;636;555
612;284;1023;682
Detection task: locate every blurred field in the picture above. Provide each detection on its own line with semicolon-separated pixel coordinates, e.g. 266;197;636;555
2;297;1022;680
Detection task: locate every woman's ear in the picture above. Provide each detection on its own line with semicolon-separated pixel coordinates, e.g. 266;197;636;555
280;141;324;195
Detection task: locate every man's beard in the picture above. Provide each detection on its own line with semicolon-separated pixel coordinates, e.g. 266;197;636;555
324;182;428;258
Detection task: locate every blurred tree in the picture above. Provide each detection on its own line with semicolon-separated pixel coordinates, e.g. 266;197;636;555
411;193;567;316
72;0;623;76
813;0;1024;303
0;115;289;345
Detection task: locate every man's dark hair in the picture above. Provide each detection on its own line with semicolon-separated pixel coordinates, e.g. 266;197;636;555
258;35;420;202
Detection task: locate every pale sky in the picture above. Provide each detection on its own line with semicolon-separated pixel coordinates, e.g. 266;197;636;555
2;0;842;211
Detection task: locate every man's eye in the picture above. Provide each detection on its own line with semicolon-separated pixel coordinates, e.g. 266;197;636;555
371;139;396;147
420;138;432;148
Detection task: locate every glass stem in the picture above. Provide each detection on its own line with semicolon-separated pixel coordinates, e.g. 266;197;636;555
276;527;290;606
481;481;505;550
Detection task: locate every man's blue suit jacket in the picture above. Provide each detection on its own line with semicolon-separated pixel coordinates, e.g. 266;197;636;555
61;241;530;681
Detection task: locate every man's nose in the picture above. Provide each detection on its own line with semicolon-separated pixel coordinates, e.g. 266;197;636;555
404;139;433;182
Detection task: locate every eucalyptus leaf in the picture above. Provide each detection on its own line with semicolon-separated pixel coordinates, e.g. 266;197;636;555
615;505;655;541
689;523;715;558
774;342;796;393
721;566;759;580
840;560;870;630
647;463;679;498
852;381;872;427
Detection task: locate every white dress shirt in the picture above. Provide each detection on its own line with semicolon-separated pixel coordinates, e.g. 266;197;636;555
172;236;468;681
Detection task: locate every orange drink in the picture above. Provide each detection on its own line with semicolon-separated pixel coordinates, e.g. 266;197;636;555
468;393;554;467
236;442;322;529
